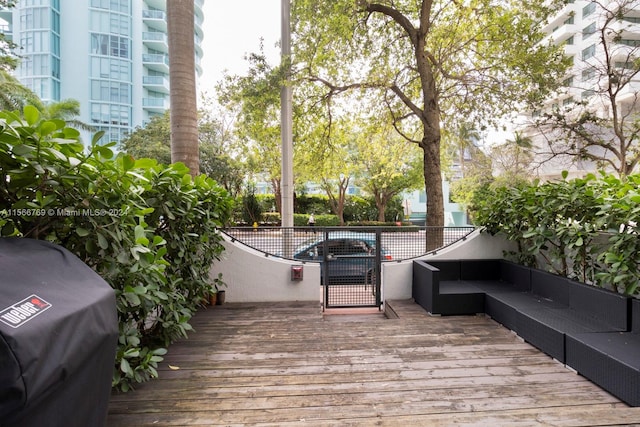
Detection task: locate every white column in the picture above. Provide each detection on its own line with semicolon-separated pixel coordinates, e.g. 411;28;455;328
280;0;294;257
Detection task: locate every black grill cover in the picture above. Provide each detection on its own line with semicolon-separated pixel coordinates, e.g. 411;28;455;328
0;238;118;427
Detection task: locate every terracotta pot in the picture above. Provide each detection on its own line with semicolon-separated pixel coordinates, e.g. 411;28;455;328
209;293;217;306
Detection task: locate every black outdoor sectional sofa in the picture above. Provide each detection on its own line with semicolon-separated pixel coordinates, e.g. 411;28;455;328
413;259;639;406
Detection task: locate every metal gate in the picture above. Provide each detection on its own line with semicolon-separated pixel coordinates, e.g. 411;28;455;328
321;229;382;309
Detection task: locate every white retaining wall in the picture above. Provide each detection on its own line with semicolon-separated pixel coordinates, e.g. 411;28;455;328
210;229;516;303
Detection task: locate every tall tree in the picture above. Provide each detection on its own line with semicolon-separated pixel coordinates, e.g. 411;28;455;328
491;132;535;181
313;123;360;226
355;123;423;222
167;0;199;176
119;110;244;195
293;0;568;248
218;51;286;211
442;123;482;181
532;0;640;177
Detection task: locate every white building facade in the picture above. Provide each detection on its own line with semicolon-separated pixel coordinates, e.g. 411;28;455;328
531;0;640;178
0;0;204;144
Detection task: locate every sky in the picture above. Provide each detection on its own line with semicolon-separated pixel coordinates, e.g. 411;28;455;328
199;0;282;97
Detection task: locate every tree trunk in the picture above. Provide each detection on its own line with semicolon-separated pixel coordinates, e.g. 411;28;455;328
272;178;282;214
422;134;445;251
167;0;199;176
377;198;386;222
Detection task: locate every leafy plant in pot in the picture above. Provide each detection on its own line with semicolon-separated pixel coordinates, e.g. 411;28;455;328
212;273;227;305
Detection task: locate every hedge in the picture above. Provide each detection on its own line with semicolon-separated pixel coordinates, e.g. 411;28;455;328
0;106;234;391
471;172;640;296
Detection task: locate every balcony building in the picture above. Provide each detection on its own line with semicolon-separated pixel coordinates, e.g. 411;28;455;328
1;0;204;144
529;0;640;178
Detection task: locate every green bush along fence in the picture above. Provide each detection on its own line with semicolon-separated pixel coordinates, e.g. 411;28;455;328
0;106;234;391
472;172;640;296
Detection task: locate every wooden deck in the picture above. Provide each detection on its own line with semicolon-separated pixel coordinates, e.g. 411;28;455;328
107;300;640;426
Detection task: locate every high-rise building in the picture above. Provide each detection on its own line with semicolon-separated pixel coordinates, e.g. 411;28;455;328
540;1;640;113
529;0;640;178
0;0;204;144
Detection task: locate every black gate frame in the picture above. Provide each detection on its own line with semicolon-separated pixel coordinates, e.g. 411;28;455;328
322;228;382;310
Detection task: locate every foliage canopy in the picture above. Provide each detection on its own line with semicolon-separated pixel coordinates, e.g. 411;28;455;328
472;172;640;297
0;106;234;391
291;0;570;238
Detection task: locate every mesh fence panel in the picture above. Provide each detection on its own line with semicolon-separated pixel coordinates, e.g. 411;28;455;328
221;226;476;261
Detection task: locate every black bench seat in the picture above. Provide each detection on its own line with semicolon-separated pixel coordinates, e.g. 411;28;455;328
413;259;637;406
566;299;640;406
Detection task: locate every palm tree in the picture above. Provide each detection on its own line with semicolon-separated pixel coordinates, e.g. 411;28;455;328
40;98;94;131
0;69;41;111
0;71;91;130
492;131;535;180
167;0;199;176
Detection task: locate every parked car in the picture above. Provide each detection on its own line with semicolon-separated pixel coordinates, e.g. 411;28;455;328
293;232;392;285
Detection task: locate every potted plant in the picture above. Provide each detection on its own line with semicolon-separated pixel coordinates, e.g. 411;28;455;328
208;290;218;306
213;273;227;305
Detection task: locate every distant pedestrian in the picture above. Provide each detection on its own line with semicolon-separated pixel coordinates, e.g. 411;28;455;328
308;213;316;233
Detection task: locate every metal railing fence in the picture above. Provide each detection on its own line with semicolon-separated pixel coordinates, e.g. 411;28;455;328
220;226;476;262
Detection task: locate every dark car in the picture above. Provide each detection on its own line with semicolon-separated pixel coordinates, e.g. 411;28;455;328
293;232;392;285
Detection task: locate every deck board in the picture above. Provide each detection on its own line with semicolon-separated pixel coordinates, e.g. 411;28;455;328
107;300;640;426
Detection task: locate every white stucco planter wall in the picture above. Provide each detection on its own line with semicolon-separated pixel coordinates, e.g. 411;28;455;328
212;229;515;303
382;230;517;300
210;236;320;303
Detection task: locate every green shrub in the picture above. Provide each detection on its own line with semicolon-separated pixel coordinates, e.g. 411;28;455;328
241;184;262;224
295;194;331;215
292;213;340;226
472;172;640;296
0;106;233;391
256;193;276;213
262;212;281;225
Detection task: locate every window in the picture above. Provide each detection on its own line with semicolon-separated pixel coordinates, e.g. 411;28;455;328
620;39;640;47
562;76;574;87
51;80;59;101
20;7;49;30
109;59;131;81
582;67;596;81
583;2;596;18
110;35;129;58
90;80;131;103
91;34;109;55
90;10;130;36
582;22;596;39
51;56;59;79
24;77;49;99
90;33;130;59
21;54;49;76
51;33;59;55
111;13;130;36
344;240;370;255
20;31;49;54
90;10;110;33
581;89;595;99
90;103;131;127
582;44;596;60
615;61;635;69
91;0;129;12
51;10;59;33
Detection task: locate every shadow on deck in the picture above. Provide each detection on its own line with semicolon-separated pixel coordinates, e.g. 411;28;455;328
107;300;640;426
